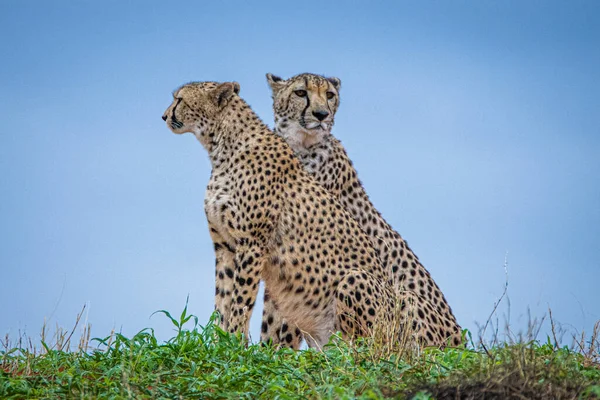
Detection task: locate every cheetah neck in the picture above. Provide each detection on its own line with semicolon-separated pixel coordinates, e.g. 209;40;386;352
296;135;414;258
274;121;328;154
203;99;268;168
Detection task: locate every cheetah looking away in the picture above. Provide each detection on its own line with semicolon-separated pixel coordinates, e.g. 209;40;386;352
260;73;462;348
162;81;405;348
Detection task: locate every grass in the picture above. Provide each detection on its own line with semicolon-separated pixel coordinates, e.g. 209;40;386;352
1;304;599;399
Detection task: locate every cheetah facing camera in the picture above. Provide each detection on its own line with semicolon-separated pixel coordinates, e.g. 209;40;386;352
261;72;462;348
162;80;400;347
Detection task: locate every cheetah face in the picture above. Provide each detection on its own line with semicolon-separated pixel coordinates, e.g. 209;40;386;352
266;73;341;152
162;81;240;148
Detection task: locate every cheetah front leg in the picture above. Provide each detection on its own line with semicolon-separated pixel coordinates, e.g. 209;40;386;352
260;290;303;349
226;241;264;338
209;227;236;330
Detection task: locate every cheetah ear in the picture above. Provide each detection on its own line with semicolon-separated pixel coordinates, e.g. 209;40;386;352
214;82;240;108
266;73;286;95
326;76;341;91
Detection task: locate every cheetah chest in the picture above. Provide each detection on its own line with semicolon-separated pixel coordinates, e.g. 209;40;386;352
204;172;237;244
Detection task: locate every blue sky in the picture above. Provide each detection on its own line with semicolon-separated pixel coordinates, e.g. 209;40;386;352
1;1;599;345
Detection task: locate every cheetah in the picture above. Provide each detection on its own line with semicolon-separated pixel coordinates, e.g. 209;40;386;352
260;73;462;348
162;80;404;347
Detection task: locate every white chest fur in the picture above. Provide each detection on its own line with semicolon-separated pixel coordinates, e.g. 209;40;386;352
204;170;237;245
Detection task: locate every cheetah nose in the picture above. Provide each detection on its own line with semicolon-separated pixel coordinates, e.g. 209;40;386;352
312;110;329;121
161;115;167;121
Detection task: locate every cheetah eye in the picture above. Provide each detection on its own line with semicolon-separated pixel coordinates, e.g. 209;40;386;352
326;92;335;100
294;90;307;97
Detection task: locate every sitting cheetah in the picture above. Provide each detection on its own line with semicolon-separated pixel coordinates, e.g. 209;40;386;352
260;73;462;348
162;81;404;347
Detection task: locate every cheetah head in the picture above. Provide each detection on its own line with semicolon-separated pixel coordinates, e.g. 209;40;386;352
266;73;341;152
162;81;240;149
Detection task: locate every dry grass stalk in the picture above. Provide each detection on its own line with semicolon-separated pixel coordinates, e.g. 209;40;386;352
365;291;426;364
573;320;600;368
478;253;510;354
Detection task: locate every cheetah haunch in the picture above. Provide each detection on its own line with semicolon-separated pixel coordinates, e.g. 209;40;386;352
162;81;398;347
260;73;462;348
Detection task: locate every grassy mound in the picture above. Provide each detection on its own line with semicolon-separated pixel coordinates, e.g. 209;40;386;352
1;308;599;399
